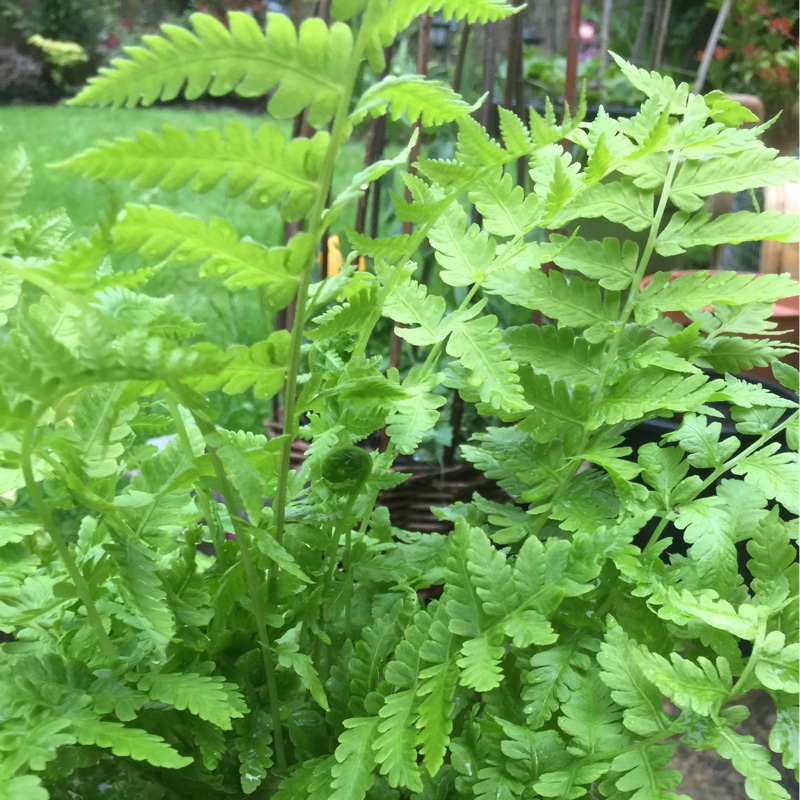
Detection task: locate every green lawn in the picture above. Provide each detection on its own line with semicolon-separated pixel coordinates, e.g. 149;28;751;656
0;104;366;242
0;104;375;376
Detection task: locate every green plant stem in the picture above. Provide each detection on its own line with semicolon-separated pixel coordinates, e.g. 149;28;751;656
271;8;378;572
643;409;799;555
319;490;362;645
728;622;766;699
21;413;119;664
171;384;287;771
163;391;228;565
528;151;682;539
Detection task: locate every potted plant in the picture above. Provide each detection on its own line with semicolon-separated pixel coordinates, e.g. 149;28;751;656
0;5;797;798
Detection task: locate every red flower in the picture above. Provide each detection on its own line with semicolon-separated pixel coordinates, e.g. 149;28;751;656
775;64;790;84
758;67;776;79
120;17;133;30
757;1;772;15
697;46;730;61
768;16;793;37
741;43;758;55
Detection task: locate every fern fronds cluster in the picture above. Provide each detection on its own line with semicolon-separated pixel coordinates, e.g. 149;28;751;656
1;4;798;800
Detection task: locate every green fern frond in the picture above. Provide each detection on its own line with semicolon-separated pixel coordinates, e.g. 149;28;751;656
12;211;72;259
635;270;799;325
732;444;799;515
429;201;497;287
555;178;655;231
136;671;247;730
598;624;672;737
523;641;593;729
504;325;603;386
113;204;305;303
347;606;404;717
590;369;722;427
746;511;798;598
234;711;273;794
72;717;193;768
329;717;379;800
671;149;799;212
0;775;49;800
456;116;508;168
70;13;353;128
533;763;609;799
446;305;529;414
306;283;379;342
59;123;330;222
103;534;176;655
351;75;480;127
610;744;684;800
656;211;799;257
716;729;790;800
385;367;446;455
55;385;136;480
516;373;590;447
609;52;690;113
373;689;423;791
195;330;291;400
469;170;542;238
635;650;732;717
416;656;459;775
379;266;449;346
489;269;621;343
551;235;639;291
375;0;518;49
673;480;765;596
0;147;31;229
559;669;627;756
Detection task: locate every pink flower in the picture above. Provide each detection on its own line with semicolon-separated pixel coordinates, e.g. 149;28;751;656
578;20;596;44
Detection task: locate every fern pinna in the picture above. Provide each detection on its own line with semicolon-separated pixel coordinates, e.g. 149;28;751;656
0;3;798;799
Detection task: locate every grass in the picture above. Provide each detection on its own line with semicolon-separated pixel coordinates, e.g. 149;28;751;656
0;103;366;241
0;104;375;377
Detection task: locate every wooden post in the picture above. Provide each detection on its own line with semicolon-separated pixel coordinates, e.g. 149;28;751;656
564;0;581;114
631;0;655;65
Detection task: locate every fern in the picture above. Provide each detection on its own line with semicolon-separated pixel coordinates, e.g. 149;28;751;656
3;16;798;800
135;671;247;730
112;204;304;302
656;211;799;256
0;147;31;230
445;305;529;413
72;717;193;768
329;717;379;800
234;711;273;794
351;75;480;127
59;123;330;222
103;534;177;656
716;729;790;800
71;13;353;128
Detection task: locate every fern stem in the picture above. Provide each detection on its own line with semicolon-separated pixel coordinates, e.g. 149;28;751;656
729;622;766;698
20;414;119;664
529;151;683;539
643;409;799;556
171;384;287;771
163;392;228;565
271;5;377;567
